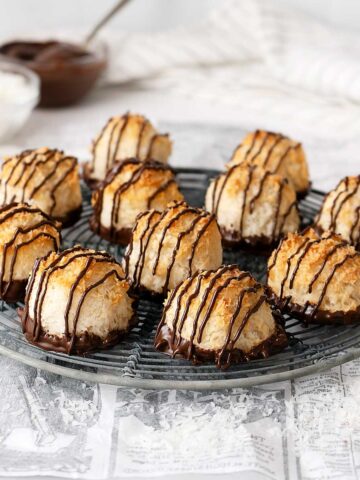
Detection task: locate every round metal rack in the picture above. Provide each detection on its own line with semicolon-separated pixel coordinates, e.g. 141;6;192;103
0;168;359;390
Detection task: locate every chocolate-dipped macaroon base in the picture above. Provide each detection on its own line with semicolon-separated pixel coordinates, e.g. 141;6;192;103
220;229;286;251
20;307;138;355
55;204;83;228
155;323;288;369
268;290;360;326
89;216;132;246
83;162;101;191
1;279;27;304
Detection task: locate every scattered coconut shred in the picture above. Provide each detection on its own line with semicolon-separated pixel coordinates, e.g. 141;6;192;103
115;359;360;477
2;349;360;477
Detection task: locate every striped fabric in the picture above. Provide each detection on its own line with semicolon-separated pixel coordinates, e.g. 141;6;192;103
103;0;360;142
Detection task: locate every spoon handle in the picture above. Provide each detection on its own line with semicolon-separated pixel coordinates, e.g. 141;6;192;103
85;0;132;44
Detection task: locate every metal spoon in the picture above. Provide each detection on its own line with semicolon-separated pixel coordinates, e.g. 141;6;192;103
85;0;132;44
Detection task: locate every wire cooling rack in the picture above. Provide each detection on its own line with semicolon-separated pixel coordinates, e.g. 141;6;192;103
0;167;359;390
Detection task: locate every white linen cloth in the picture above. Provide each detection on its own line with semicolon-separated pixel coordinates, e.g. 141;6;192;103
106;0;360;100
104;0;360;142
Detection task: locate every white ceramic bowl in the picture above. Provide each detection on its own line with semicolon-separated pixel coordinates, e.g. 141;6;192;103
0;60;39;142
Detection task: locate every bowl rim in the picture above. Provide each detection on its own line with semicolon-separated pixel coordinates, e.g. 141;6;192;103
0;37;108;68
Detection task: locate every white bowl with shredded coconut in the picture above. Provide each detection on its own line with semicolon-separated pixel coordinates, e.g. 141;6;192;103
0;60;39;142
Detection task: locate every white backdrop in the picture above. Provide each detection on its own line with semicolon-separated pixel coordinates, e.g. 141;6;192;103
0;0;359;37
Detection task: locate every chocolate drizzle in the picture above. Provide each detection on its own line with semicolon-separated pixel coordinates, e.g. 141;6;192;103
20;246;136;354
352;206;360;249
233;131;301;171
125;202;217;294
0;203;60;302
268;230;360;324
1;148;81;224
316;175;360;249
106;113;130;172
210;164;298;246
19;315;137;355
89;159;181;245
86;114;171;183
154;265;287;368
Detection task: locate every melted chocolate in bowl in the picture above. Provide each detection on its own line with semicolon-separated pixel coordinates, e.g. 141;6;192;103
0;40;107;107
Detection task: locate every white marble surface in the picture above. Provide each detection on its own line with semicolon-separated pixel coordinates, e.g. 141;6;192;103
2;85;358;193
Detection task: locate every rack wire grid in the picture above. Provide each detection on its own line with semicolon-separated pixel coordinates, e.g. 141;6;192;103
0;167;359;390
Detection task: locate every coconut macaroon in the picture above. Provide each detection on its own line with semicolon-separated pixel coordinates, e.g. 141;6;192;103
315;175;360;249
0;147;82;227
0;203;61;302
20;246;137;354
226;130;310;197
83;113;172;188
124;201;222;295
205;165;300;247
154;265;287;368
267;228;360;324
89;159;184;245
